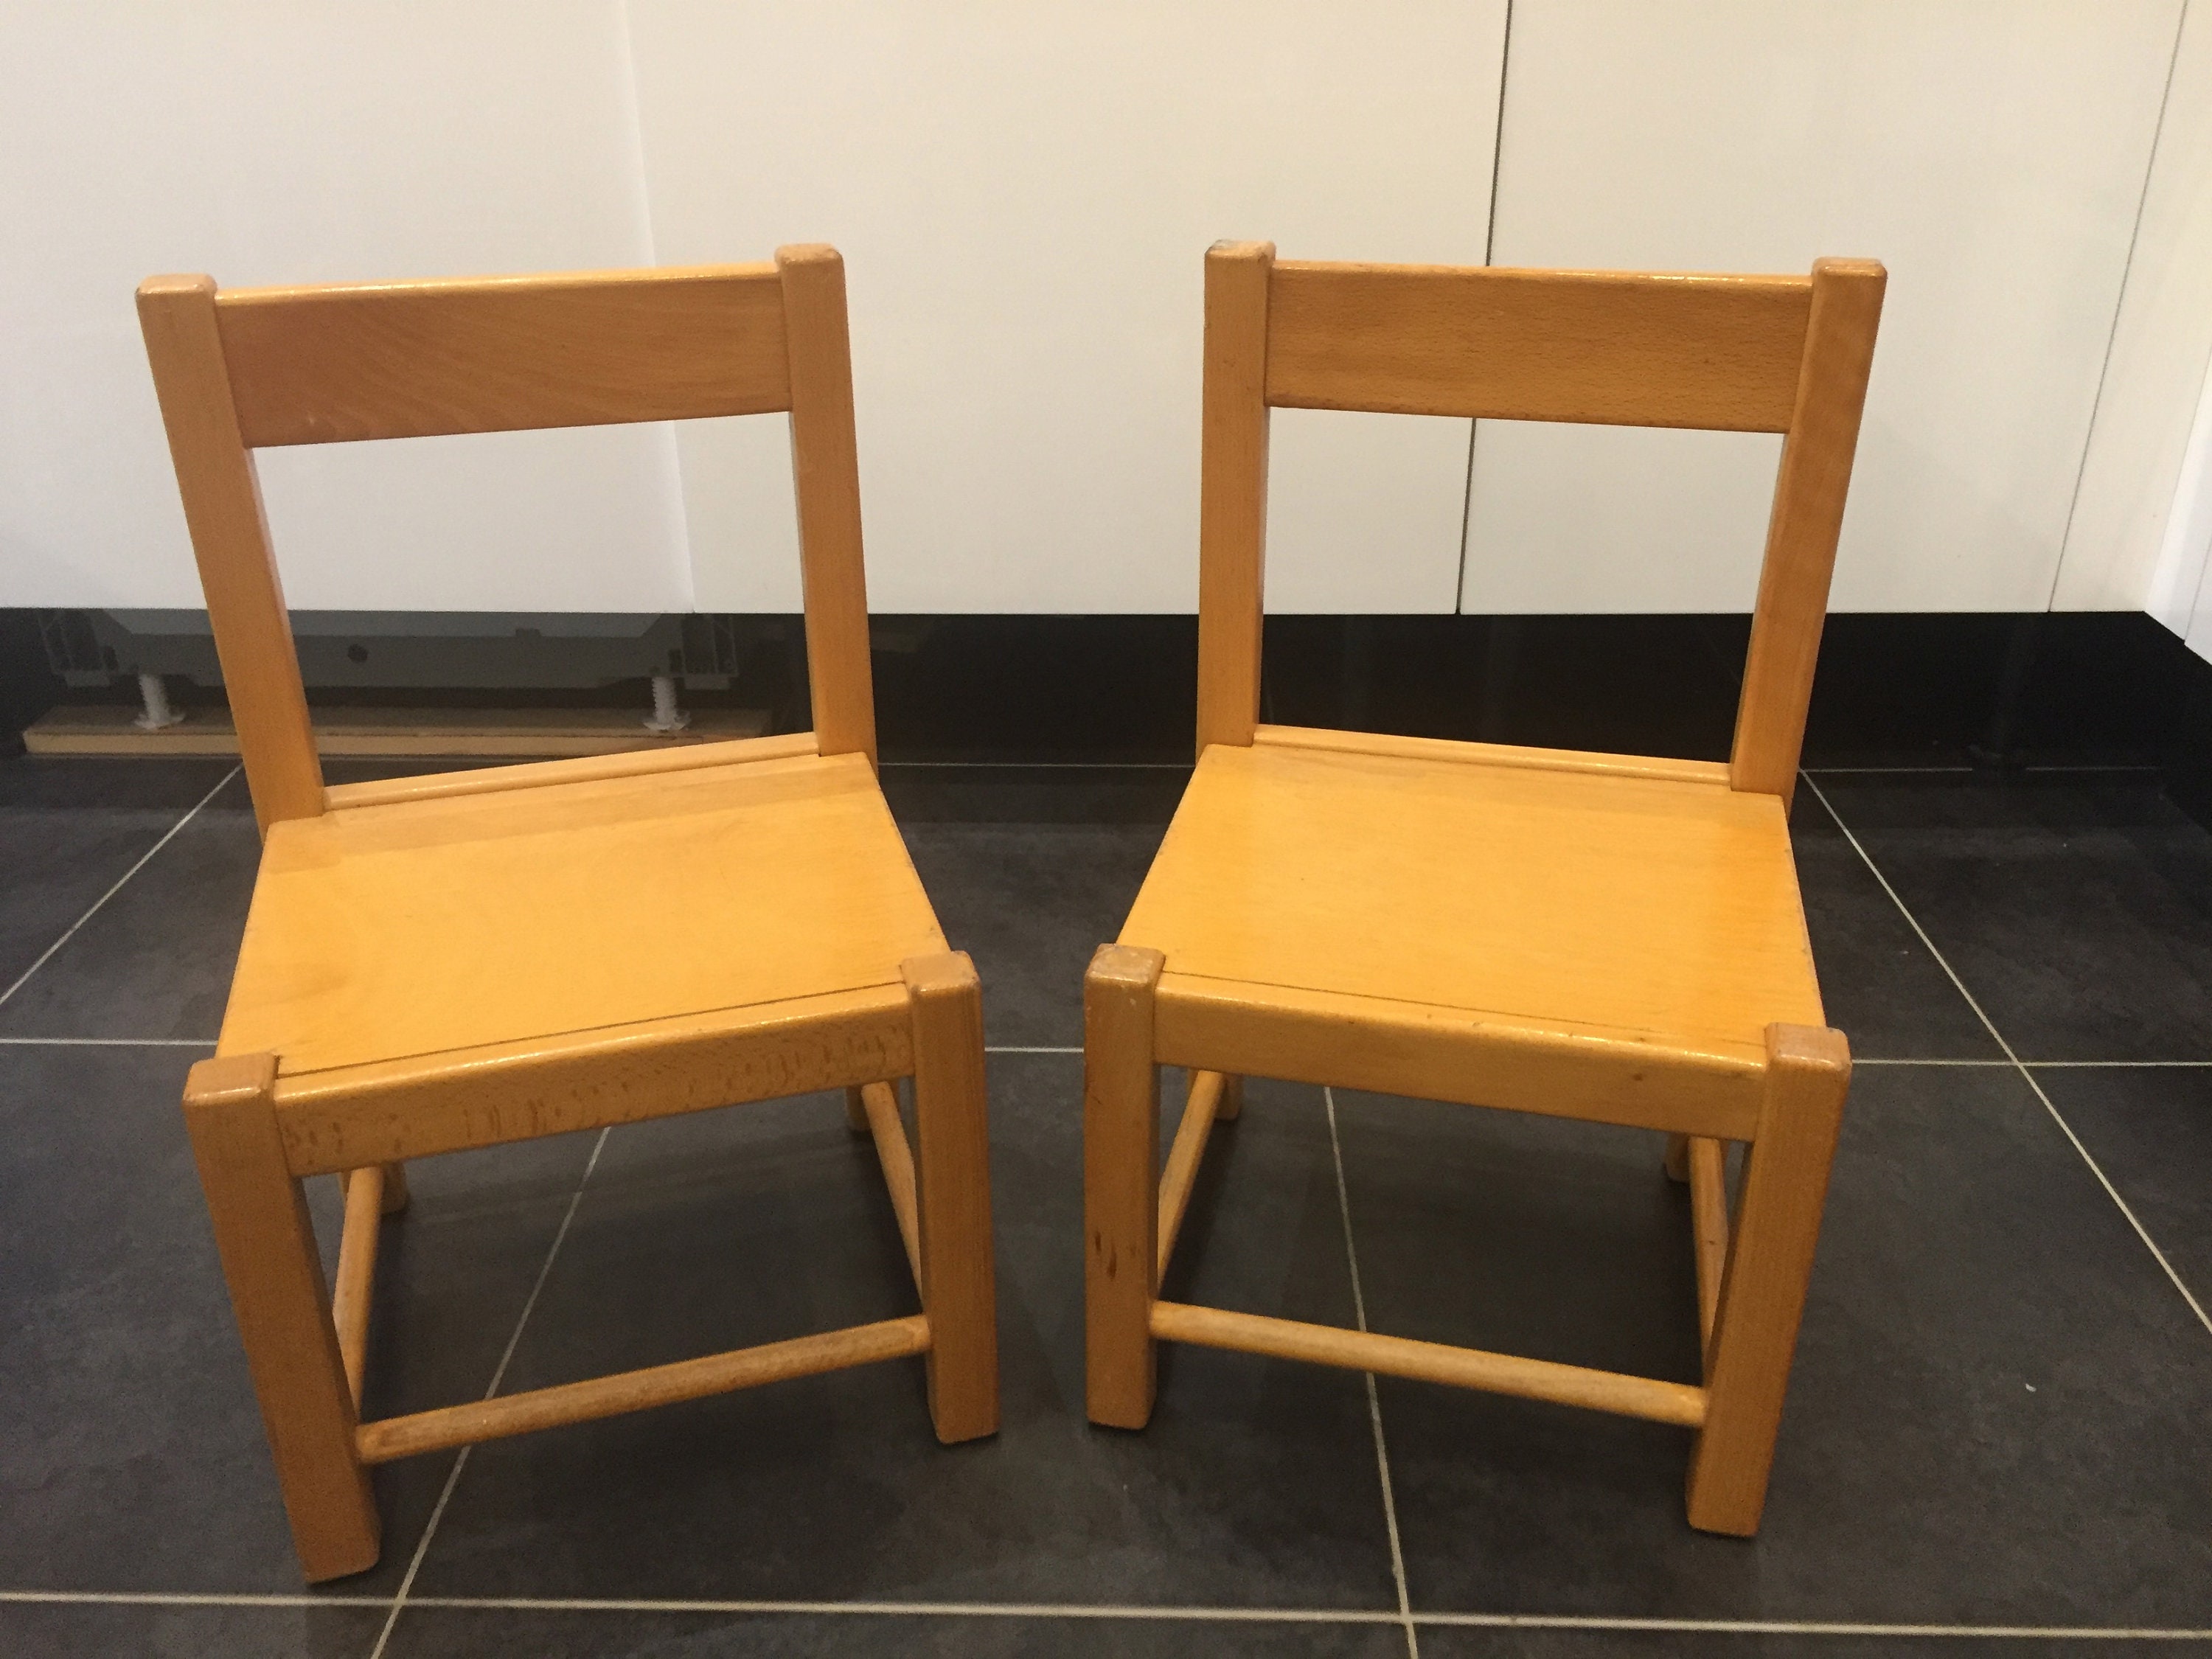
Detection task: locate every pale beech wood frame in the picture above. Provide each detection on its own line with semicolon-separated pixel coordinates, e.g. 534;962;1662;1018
1094;244;1881;1539
137;248;878;836
1193;243;1887;796
144;249;994;1583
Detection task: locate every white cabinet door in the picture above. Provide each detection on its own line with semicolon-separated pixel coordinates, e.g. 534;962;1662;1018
627;0;1507;614
1464;0;2181;616
0;2;688;612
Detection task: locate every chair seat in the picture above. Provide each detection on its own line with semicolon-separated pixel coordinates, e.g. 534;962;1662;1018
1119;737;1823;1062
218;749;946;1079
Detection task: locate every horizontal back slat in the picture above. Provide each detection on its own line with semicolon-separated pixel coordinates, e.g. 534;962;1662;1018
218;264;790;446
1265;262;1813;431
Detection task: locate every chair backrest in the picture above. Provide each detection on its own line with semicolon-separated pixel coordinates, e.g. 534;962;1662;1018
136;247;877;834
1194;244;1885;800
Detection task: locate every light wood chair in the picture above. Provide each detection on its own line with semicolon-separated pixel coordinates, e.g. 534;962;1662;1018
137;247;998;1582
1085;244;1884;1535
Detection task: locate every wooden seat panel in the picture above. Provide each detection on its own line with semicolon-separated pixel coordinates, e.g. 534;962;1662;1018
219;751;945;1077
1118;741;1822;1055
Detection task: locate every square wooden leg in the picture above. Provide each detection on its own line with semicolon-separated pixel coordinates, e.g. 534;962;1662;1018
378;1161;410;1214
183;1054;380;1582
1084;943;1164;1429
903;952;999;1444
1685;1023;1851;1536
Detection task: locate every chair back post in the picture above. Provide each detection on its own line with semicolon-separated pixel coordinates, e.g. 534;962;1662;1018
136;275;324;835
1194;240;1275;757
1728;258;1887;805
778;245;880;769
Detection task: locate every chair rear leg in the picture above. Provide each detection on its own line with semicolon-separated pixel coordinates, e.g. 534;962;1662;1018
378;1161;410;1214
183;1054;380;1582
904;952;999;1444
1085;944;1165;1429
1217;1074;1245;1121
1686;1024;1850;1536
842;1085;871;1133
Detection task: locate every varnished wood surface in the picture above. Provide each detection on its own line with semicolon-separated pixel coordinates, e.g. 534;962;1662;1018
24;703;770;762
1266;262;1812;429
220;751;944;1079
1084;944;1164;1429
215;265;790;446
780;246;880;768
1155;1068;1228;1284
1688;1135;1731;1352
1253;723;1731;786
1150;1301;1708;1428
1194;242;1274;754
355;1315;931;1465
330;1166;385;1405
182;1054;378;1579
322;730;818;811
1731;260;1888;801
1687;1025;1851;1534
905;951;999;1444
136;277;324;831
858;1080;922;1290
1122;742;1823;1057
1154;974;1764;1141
273;984;912;1178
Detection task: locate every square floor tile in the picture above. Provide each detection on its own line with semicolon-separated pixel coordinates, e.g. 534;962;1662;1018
0;759;234;1004
0;772;254;1041
1790;790;2000;1060
0;1043;598;1594
1809;777;2212;1062
1335;1068;2212;1624
383;1607;1408;1656
403;1057;1399;1610
1419;1631;2205;1657
0;1599;389;1658
2035;1065;2212;1320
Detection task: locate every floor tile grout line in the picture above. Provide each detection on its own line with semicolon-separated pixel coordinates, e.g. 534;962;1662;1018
0;765;240;1014
1324;1085;1419;1659
8;1588;2211;1638
0;1037;218;1046
364;1125;612;1659
13;1040;2208;1068
1803;775;2212;1343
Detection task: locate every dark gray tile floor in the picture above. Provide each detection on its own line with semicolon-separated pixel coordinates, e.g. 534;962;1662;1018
0;757;2207;1658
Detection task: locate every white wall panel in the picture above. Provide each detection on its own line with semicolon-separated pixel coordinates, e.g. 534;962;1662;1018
2057;1;2212;617
0;2;688;612
627;0;1506;614
1465;0;2180;616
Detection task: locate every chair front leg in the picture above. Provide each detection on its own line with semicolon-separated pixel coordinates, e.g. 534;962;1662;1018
1084;944;1165;1428
183;1054;380;1582
1686;1023;1851;1536
903;952;999;1444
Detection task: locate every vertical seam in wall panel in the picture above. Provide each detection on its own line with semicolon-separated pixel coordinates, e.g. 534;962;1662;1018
1459;0;1514;613
613;0;698;619
2048;0;2192;613
1482;0;1512;269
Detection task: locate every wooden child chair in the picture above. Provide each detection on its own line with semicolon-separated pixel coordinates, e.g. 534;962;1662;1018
1085;244;1883;1534
138;247;998;1582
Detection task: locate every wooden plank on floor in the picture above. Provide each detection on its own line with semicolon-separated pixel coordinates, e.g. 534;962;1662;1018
23;704;772;759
